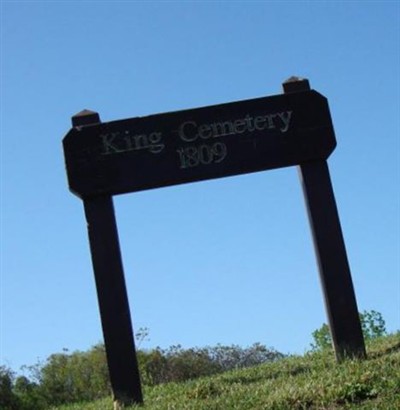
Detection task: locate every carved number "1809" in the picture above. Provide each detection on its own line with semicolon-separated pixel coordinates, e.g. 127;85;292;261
176;142;227;169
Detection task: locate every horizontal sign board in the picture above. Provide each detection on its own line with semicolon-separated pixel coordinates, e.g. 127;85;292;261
63;89;336;198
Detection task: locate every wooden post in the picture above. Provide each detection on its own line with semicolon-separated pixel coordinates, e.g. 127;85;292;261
283;78;366;361
72;111;143;406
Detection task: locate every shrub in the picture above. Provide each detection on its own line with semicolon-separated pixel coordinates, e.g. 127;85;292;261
0;366;20;410
3;331;284;407
140;343;284;385
311;310;387;351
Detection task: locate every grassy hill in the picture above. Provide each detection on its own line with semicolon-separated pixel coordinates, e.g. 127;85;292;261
52;333;400;410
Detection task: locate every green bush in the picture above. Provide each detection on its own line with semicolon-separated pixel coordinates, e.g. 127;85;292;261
0;366;20;410
1;339;283;408
311;310;387;351
140;343;283;386
38;344;110;405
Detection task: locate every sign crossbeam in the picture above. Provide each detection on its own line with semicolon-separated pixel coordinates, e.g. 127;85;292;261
64;89;336;198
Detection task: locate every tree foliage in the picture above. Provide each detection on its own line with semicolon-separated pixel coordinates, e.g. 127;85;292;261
0;336;283;408
139;343;283;386
0;366;20;410
38;344;110;405
311;310;387;351
2;312;387;409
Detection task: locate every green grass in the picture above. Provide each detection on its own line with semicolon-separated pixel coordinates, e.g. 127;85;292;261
51;333;400;410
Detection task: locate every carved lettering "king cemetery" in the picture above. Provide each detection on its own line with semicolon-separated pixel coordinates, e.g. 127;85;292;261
100;110;293;170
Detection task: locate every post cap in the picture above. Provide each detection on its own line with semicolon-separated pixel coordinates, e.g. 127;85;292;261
282;77;311;93
71;109;101;127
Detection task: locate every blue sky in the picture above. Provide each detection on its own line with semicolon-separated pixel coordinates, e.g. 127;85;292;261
1;1;399;374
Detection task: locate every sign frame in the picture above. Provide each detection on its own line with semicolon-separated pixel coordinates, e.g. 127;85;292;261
63;77;366;407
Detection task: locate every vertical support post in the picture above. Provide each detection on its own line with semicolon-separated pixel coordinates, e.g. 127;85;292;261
283;78;366;361
72;111;143;407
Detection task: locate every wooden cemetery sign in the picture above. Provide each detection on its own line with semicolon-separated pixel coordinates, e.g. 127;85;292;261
62;78;366;406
